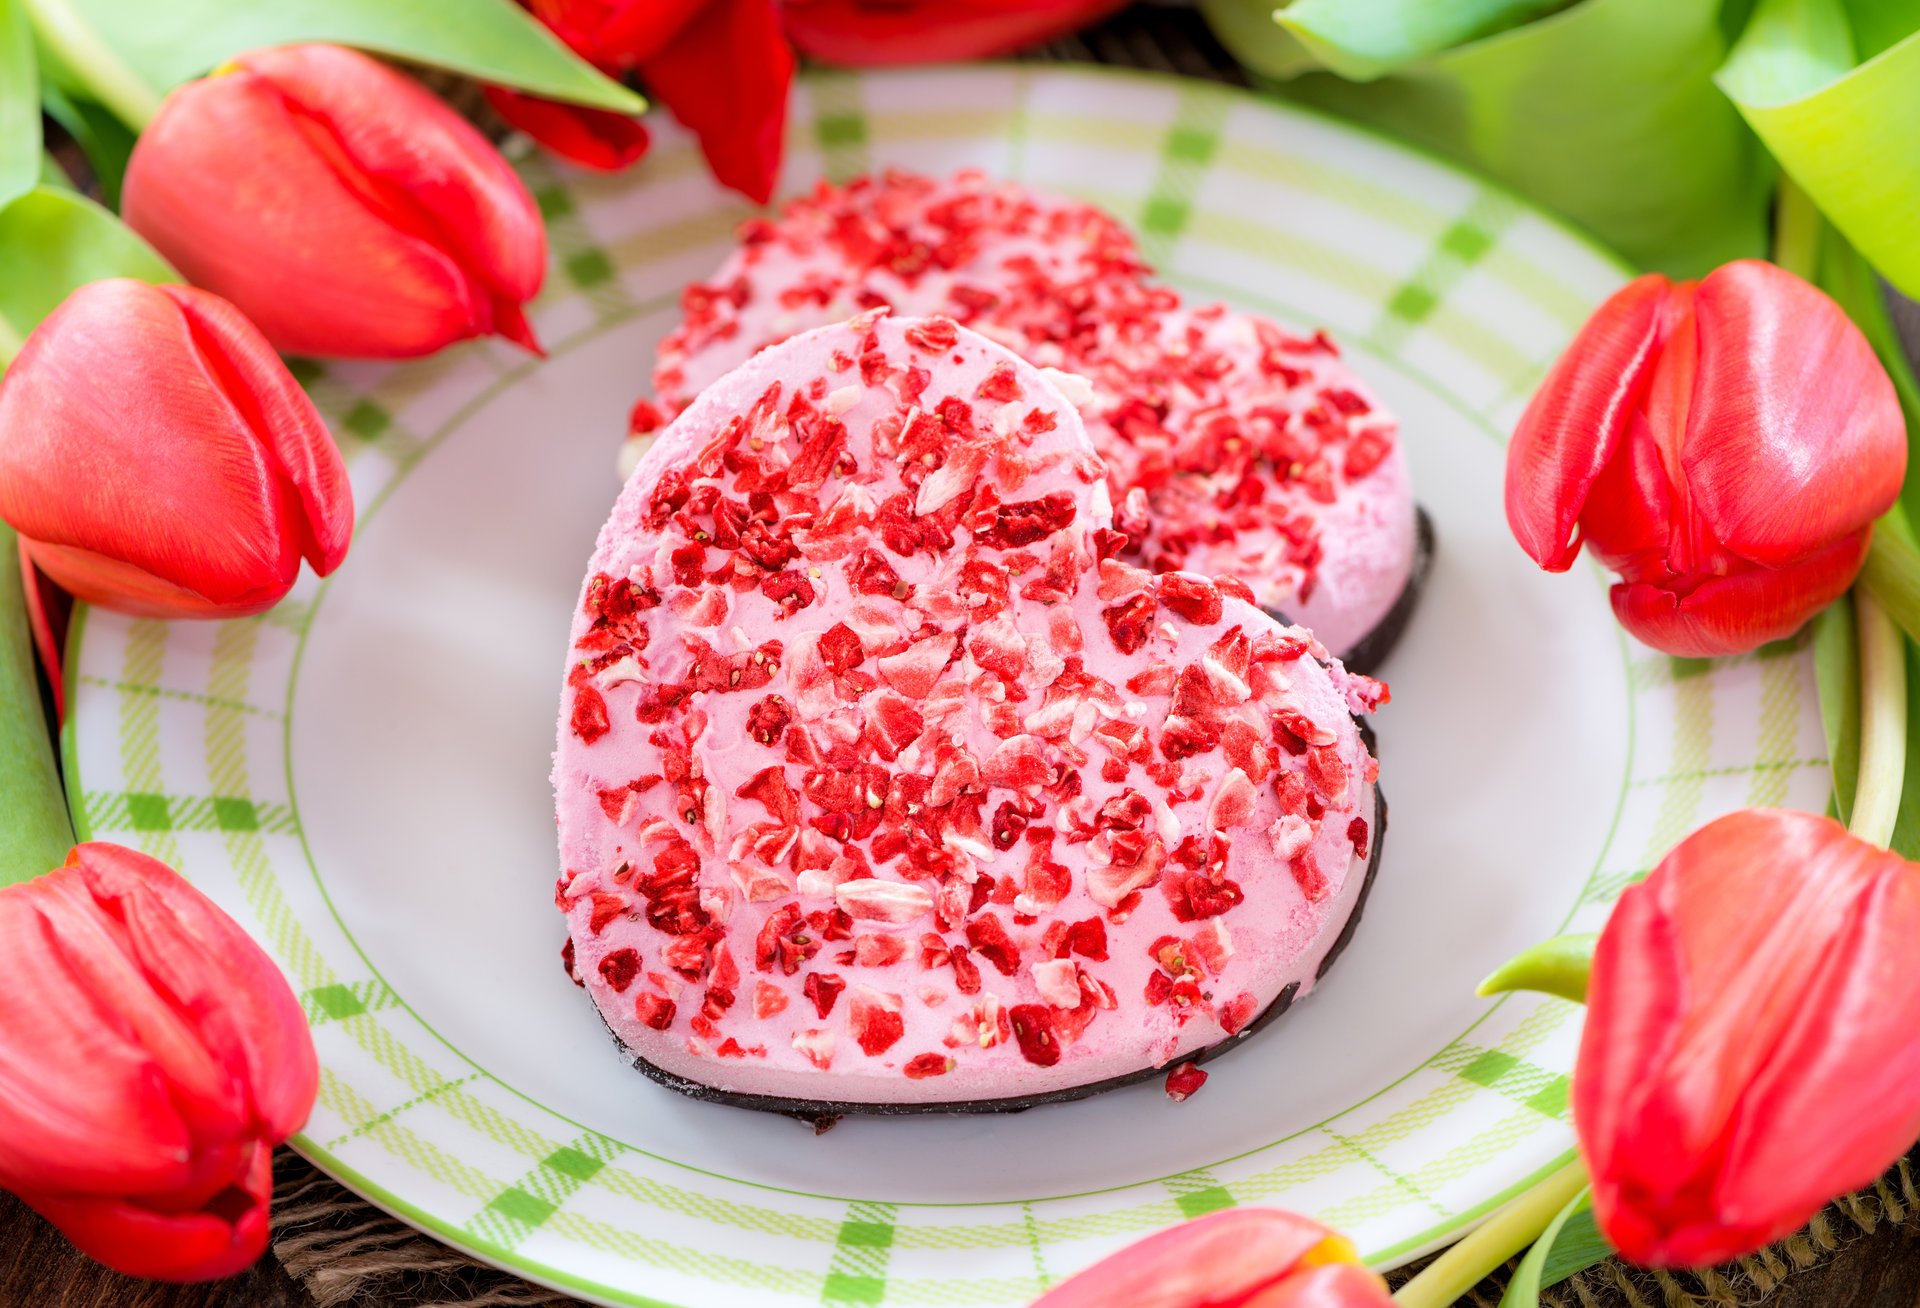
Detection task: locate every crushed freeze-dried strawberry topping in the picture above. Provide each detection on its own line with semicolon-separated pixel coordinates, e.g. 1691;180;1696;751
651;169;1401;617
557;314;1380;1086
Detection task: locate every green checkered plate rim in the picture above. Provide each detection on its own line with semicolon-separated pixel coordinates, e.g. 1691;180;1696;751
60;65;1833;1308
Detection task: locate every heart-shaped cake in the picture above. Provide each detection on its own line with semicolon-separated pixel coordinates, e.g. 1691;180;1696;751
555;312;1384;1112
642;170;1424;667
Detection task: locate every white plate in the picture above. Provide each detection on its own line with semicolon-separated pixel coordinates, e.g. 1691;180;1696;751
63;65;1830;1307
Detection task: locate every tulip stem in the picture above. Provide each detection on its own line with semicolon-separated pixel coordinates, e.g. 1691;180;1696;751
1391;1159;1590;1308
1849;587;1906;851
20;0;162;129
0;528;73;888
1771;176;1823;281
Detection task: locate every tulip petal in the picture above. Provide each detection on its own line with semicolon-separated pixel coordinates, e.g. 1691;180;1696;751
160;286;353;578
0;279;326;614
1505;274;1672;572
1576;809;1920;1266
1244;1262;1394;1307
1608;527;1869;657
1680;260;1906;568
484;84;652;172
1029;1209;1343;1308
592;0;712;64
641;0;794;205
20;1139;272;1282
124;47;546;360
782;0;1131;65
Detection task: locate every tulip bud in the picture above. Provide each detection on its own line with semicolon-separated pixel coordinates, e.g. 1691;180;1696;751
1028;1208;1392;1308
124;44;547;360
784;0;1130;66
1577;809;1920;1267
0;279;352;619
0;843;318;1281
1506;260;1905;657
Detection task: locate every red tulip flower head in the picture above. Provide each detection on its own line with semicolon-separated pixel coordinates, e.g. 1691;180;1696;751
1576;808;1920;1267
0;844;318;1281
124;44;548;360
1028;1208;1393;1307
784;0;1130;66
490;0;793;203
1506;260;1905;657
0;279;352;619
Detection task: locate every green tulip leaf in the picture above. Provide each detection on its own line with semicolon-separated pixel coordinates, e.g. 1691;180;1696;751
38;83;136;207
1201;0;1773;275
1276;0;1568;81
1478;934;1597;1004
1535;1207;1616;1288
1718;0;1920;298
0;0;40;206
1814;593;1862;826
0;523;75;888
1501;1188;1603;1306
38;152;68;188
0;185;174;368
24;0;642;126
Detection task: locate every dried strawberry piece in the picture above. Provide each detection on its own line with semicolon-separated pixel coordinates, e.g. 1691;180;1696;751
1009;1004;1061;1067
561;937;583;987
903;317;959;353
803;970;846;1017
1348;816;1371;861
634;993;677;1031
1165;872;1245;922
1158;574;1223;625
845;547;907;598
977;492;1076;549
755;903;820;974
818;622;866;673
965;913;1021;976
587;892;627;934
598;948;641;992
1066;917;1108;961
1164;1061;1207;1101
760;570;815;616
571;686;611;744
746;695;793;746
1102;594;1156;654
849;988;905;1055
904;1052;954;1079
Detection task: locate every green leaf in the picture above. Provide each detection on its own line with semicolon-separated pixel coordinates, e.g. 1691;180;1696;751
30;0;642;123
1812;224;1920;528
0;524;75;889
37;150;68;188
1535;1207;1615;1289
0;0;40;206
1814;592;1862;825
1499;1187;1594;1308
1478;934;1597;1004
1201;0;1773;275
0;184;174;368
1892;637;1920;861
1718;0;1920;297
1277;0;1569;81
39;82;136;207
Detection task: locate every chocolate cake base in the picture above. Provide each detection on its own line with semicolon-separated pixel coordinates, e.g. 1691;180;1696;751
1267;506;1435;678
603;787;1388;1125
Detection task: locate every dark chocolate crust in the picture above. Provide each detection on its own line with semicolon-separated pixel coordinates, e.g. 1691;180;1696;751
1265;505;1435;678
601;786;1388;1122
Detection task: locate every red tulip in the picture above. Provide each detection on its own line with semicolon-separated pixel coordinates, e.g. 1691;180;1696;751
1028;1209;1393;1308
0;279;352;619
1576;808;1920;1267
1505;259;1905;657
496;0;792;203
0;843;318;1281
123;44;547;360
784;0;1129;65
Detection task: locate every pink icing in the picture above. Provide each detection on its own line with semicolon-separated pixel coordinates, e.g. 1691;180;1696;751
556;314;1383;1105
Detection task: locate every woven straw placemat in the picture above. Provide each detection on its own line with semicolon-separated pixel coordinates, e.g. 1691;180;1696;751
270;7;1920;1306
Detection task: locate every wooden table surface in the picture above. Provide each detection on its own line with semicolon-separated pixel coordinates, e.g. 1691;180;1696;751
9;10;1920;1307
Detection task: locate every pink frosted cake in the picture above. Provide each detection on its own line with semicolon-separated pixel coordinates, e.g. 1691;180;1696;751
639;170;1427;669
556;313;1386;1113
